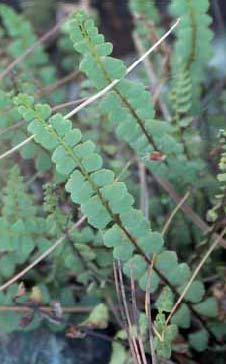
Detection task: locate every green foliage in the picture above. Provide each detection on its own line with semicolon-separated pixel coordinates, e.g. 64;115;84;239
82;303;109;328
0;4;66;175
69;10;205;188
170;0;213;110
15;90;218;358
208;130;226;222
189;329;209;352
154;312;178;359
0;2;224;362
0;166;48;278
129;0;161;49
0;4;61;97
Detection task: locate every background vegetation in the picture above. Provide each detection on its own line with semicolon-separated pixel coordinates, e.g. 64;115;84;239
0;1;225;363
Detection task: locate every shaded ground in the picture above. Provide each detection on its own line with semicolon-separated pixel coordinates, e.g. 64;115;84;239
0;327;111;364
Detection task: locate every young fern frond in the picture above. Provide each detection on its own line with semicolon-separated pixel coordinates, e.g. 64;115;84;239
129;0;161;50
170;62;193;159
0;4;60;98
170;0;213;110
0;166;47;278
129;0;160;24
43;183;68;236
171;63;192;126
208;130;226;222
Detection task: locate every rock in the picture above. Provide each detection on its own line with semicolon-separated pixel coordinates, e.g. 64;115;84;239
0;327;111;364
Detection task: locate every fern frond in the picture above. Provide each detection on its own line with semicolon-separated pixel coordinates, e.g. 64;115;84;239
0;166;47;276
0;4;61;100
208;130;226;222
0;90;52;172
129;0;161;50
14;93;219;355
0;4;65;173
69;12;200;185
171;63;192;124
170;0;213;109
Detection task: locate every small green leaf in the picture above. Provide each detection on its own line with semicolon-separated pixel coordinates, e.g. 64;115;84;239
113;243;134;261
183;280;205;303
64;129;82;147
171;304;191;328
91;169;115;186
193;297;218;318
138;232;164;255
139;270;160;293
167;263;191;286
52;145;77;175
50;114;72;136
123;255;147;279
156;251;178;276
156;287;174;312
83;303;109;329
189;329;209;352
35;104;51;120
81;196;111;229
28;120;58;150
120;209;150;238
103;225;123;248
74;140;95;158
82;153;103;172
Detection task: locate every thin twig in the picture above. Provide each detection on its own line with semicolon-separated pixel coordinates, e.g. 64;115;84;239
0;135;34;161
113;261;140;364
65;18;180;120
165;226;226;327
0;120;25;137
145;257;157;364
161;191;190;236
130;264;147;364
36;71;80;97
0;305;92;313
132;32;171;122
0;97;88;139
153;173;226;249
138;162;149;219
0;216;86;293
52;96;88;112
117;260;143;364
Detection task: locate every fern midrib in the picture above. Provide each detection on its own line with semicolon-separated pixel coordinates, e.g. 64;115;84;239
35;113;187;299
172;74;191;160
186;0;197;70
35;111;152;266
79;23;159;152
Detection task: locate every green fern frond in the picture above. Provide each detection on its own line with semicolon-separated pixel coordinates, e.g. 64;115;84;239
171;62;192;124
208;129;226;222
14;92;219;356
129;0;161;49
0;166;47;276
69;12;200;184
170;0;213;109
0;4;61;100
